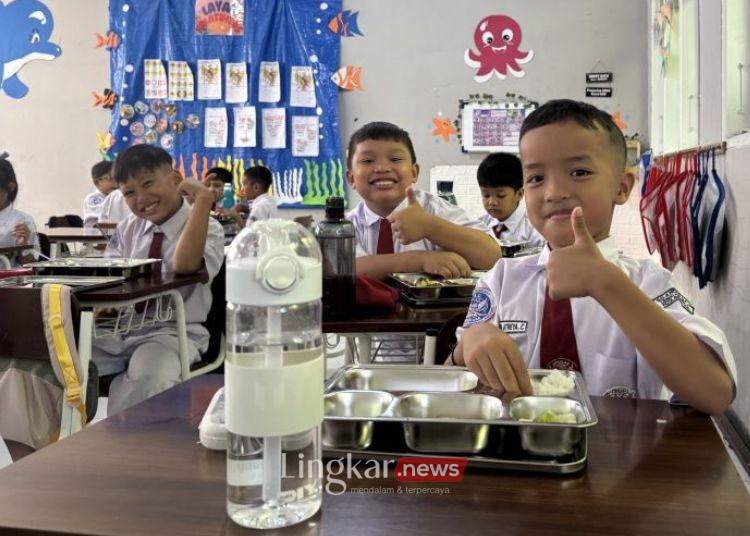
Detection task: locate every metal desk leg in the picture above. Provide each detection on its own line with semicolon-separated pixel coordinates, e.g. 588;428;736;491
50;243;60;259
357;335;373;363
0;255;10;269
169;290;191;380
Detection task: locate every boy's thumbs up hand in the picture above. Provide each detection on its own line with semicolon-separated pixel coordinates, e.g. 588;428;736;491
388;186;434;245
546;207;607;300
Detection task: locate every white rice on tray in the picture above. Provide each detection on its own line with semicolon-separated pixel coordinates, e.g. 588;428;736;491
533;369;575;396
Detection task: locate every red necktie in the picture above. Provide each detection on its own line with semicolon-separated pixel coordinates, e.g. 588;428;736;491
539;287;581;372
376;219;394;254
148;231;165;259
136;231;165;313
493;223;508;238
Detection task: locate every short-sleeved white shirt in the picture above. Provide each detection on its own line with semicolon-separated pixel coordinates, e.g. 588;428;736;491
83;190;107;228
480;201;545;248
98;189;132;224
0;204;39;265
105;199;224;336
346;189;491;257
248;193;279;222
459;236;737;400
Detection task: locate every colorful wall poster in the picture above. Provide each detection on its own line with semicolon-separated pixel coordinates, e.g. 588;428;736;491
195;0;244;36
233;106;256;148
168;61;194;101
259;61;281;103
292;116;319;157
197;59;221;100
204;107;228;148
225;62;248;103
144;59;168;99
262;107;286;149
290;66;316;108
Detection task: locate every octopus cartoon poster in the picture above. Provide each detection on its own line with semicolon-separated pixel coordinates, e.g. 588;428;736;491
195;0;244;35
464;15;534;82
108;0;345;209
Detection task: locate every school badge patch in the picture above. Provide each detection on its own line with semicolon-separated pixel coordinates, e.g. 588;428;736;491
653;288;695;315
464;287;495;326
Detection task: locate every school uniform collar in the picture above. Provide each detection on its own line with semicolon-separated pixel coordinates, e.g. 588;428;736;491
531;235;620;270
141;198;189;241
0;204;13;220
503;202;527;234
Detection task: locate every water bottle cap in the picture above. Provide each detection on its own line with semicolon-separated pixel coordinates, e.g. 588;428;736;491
325;196;345;219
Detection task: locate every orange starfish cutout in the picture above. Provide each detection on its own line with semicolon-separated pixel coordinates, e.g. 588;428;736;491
612;111;628;130
432;117;457;142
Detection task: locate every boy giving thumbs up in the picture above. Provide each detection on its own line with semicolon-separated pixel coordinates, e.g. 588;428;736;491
344;121;502;280
451;99;735;415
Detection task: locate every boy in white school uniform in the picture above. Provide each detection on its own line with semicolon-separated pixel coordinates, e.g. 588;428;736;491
239;165;278;222
83;160;117;228
345;121;502;280
98;184;132;225
92;145;224;414
477;152;544;248
451;100;735;415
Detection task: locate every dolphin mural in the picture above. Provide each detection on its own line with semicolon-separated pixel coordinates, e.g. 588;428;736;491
0;0;62;99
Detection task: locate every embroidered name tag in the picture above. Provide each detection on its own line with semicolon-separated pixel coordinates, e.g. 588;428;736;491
653;288;695;315
499;321;527;334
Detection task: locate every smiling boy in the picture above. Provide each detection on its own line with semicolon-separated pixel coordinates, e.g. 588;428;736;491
346;122;501;280
92;145;224;414
450;100;735;415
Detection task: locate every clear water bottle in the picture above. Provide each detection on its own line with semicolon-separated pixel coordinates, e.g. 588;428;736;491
225;219;324;529
313;196;355;319
222;182;235;209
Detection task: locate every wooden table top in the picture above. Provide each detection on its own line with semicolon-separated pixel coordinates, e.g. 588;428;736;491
0;244;33;256
42;227;111;242
323;301;467;333
76;272;209;304
0;374;747;536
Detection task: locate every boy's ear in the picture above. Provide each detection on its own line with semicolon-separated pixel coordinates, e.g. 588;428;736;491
613;167;636;206
411;163;420;182
345;169;356;188
170;169;183;187
515;188;524;201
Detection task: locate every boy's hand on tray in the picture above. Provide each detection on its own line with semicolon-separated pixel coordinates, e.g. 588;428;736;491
461;323;533;404
388;187;434;245
421;251;471;278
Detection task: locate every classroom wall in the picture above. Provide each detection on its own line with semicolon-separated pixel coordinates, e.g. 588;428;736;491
0;0;109;227
673;146;750;439
339;0;649;207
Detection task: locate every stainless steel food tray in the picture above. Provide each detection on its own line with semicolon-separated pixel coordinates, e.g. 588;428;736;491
388;272;486;305
28;257;160;279
0;275;125;292
323;365;597;473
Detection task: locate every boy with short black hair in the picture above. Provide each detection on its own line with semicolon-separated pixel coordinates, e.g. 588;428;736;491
204;166;233;210
241;165;278;222
93;144;224;414
83;160;117;228
346;121;501;280
477;152;543;247
451;99;735;415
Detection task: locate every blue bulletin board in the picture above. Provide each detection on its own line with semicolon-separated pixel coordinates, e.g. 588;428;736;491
107;0;345;208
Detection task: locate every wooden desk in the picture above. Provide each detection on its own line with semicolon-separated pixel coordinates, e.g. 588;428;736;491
0;244;33;268
0;375;747;535
323;301;467;334
42;228;111;258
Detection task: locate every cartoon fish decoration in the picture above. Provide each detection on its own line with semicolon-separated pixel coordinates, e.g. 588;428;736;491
94;31;119;50
331;65;363;91
92;88;118;109
328;10;363;37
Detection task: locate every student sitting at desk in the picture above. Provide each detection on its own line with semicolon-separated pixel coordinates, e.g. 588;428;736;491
450;100;736;415
477;152;544;248
83;160;117;228
204;166;233;212
242;165;278;222
92;145;224;414
0;154;38;266
345;121;501;280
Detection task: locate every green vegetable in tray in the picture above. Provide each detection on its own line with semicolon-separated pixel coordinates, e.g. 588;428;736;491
534;410;578;424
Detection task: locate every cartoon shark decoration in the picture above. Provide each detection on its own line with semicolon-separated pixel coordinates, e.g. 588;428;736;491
0;0;62;99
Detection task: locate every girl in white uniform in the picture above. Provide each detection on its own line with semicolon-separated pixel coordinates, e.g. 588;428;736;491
0;155;39;266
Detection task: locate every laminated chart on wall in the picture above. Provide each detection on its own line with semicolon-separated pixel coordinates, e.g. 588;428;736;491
108;0;345;208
